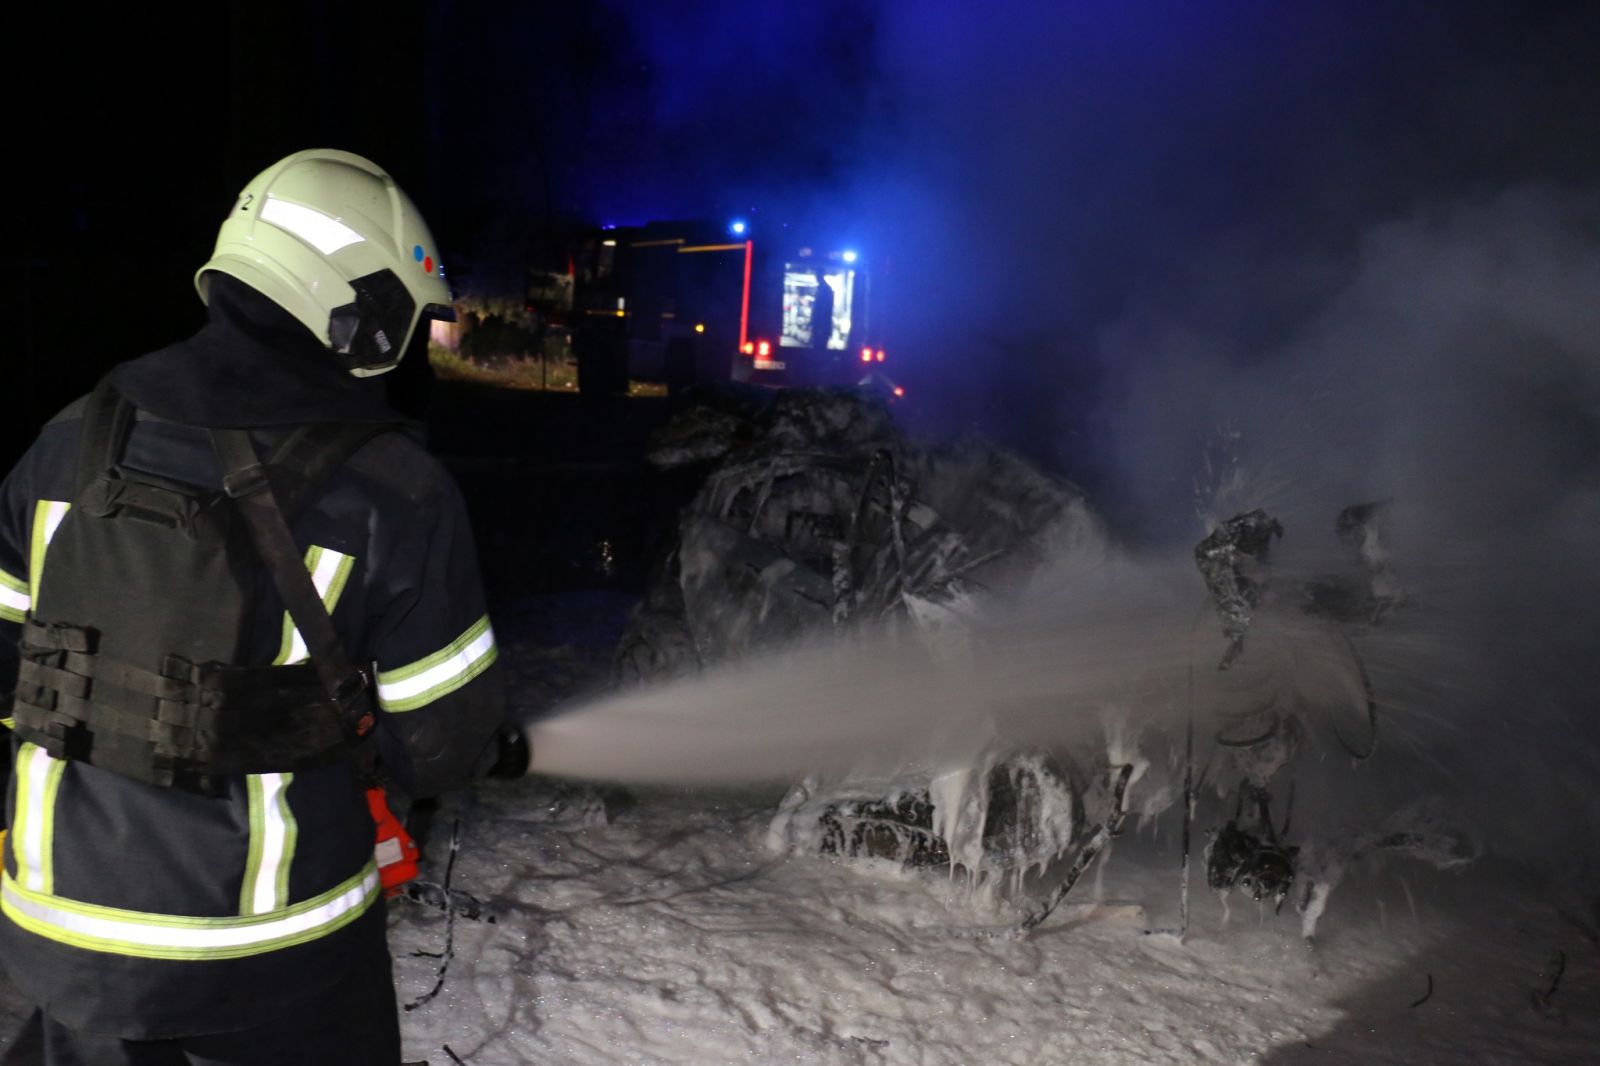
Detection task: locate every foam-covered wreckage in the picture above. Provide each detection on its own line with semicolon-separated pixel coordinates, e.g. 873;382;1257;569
1194;504;1476;938
617;388;1122;899
618;391;1476;933
619;388;1100;679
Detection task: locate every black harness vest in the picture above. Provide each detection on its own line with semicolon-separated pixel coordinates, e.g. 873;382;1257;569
10;381;389;794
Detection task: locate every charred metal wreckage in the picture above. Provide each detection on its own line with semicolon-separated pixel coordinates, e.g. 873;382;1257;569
620;388;1131;922
619;387;1096;681
1194;501;1474;938
619;389;1474;937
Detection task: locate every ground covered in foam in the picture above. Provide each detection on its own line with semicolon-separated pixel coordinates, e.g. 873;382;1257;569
390;777;1597;1065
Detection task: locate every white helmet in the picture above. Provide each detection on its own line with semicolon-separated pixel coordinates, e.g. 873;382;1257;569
196;148;455;377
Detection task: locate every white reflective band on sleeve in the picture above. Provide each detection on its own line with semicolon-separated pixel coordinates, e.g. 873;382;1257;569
1;864;379;962
0;567;28;623
260;197;365;255
273;547;356;666
28;500;71;598
376;615;498;713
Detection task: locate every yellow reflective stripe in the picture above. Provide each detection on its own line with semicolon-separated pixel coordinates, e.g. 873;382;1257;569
37;761;65;896
11;746;36;888
241;776;266;912
240;772;297;916
27;501;71;600
271;546;356;666
275;781;299;910
0;566;28;622
376;614;498;713
12;743;67;894
1;863;379;962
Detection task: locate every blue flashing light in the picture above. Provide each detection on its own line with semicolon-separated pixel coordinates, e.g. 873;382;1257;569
842;249;859;263
729;219;748;236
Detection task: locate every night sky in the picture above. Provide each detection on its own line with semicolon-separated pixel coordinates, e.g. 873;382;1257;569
10;1;1599;475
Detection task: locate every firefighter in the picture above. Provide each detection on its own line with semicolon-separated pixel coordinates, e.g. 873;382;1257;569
0;150;507;1064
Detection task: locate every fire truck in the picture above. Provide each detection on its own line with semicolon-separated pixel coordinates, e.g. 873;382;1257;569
569;219;892;396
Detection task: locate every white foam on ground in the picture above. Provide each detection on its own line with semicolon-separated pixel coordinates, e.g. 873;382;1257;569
389;779;1599;1065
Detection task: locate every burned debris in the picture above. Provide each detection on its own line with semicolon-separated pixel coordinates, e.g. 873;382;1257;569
1191;505;1472;938
618;386;1097;680
767;749;1092;893
1204;783;1299;914
623;388;1116;903
619;388;1474;939
1190;507;1304;925
1194;508;1284;671
814;789;951;868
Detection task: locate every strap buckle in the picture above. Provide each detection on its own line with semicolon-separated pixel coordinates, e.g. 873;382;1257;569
222;463;270;499
334;665;376;739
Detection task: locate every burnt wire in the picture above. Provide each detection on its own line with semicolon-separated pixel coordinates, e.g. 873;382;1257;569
405;818;462;1011
1330;625;1380;760
1179;598;1205;940
1279;780;1295;840
1017;763;1135;934
1531;950;1567;1014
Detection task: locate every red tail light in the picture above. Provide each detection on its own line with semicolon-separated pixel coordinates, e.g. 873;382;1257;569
757;340;771;357
875;349;886;362
892;386;905;398
741;341;755;355
861;347;873;363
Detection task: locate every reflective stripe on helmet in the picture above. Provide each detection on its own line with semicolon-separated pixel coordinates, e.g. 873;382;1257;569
0;566;27;623
259;197;365;255
272;546;357;666
376;614;497;713
1;862;379;961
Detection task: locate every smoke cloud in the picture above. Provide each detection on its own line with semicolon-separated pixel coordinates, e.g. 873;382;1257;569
845;2;1600;454
840;1;1600;867
1090;184;1600;865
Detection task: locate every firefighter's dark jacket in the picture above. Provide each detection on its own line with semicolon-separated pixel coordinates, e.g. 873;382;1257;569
0;276;505;1038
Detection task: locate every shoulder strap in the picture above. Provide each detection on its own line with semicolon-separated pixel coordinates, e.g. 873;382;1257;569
264;421;398;520
211;427;383;743
75;378;137;494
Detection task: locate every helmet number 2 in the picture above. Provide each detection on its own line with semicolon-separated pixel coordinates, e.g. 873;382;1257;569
239;193;254;213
